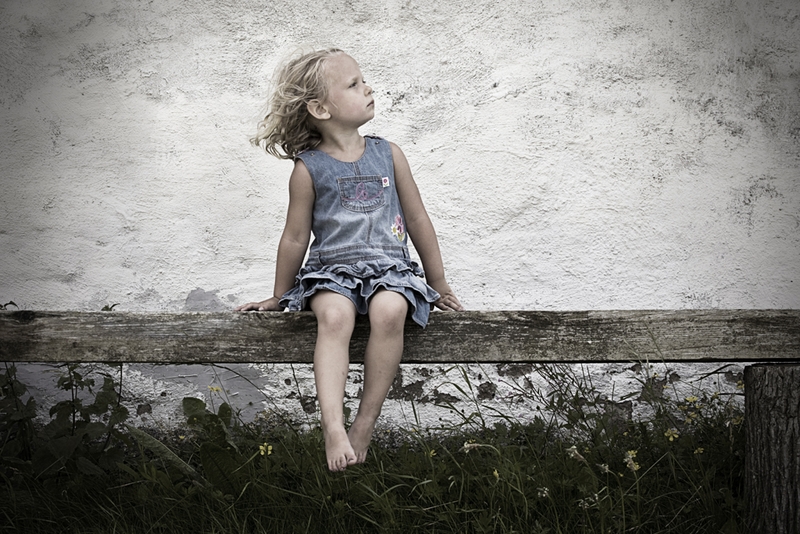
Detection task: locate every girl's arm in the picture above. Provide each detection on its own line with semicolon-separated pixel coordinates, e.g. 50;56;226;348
391;142;464;312
235;160;315;311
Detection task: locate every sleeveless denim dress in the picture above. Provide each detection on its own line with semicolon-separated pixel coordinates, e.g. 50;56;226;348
278;136;440;327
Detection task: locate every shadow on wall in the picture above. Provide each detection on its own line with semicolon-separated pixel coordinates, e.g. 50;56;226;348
184;288;232;312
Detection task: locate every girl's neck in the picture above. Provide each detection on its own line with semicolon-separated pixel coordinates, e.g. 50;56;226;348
315;130;366;163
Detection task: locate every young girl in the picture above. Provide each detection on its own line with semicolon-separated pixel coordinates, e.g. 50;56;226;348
236;48;463;472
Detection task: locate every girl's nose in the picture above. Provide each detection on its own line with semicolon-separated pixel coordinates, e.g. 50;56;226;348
365;84;373;95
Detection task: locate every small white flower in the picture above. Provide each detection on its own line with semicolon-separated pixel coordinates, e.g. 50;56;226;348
460;442;481;453
566;445;587;463
578;493;599;510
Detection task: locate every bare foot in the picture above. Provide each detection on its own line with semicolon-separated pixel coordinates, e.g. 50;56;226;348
347;417;376;464
323;426;357;472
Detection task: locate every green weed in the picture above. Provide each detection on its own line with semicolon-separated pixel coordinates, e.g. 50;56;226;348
0;362;744;533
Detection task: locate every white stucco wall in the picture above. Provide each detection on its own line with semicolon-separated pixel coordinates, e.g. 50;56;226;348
1;0;798;429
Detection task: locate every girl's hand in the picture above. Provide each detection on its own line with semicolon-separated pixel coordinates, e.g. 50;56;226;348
234;297;283;312
431;282;464;312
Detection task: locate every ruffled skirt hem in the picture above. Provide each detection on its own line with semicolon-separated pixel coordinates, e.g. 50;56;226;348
279;259;440;328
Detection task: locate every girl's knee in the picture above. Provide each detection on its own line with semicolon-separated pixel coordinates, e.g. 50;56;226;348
369;291;408;333
318;309;355;334
311;292;356;333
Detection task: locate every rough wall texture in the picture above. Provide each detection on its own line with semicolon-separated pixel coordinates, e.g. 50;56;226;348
1;0;798;427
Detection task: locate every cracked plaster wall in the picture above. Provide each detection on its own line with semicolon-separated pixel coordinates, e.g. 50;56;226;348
1;0;798;430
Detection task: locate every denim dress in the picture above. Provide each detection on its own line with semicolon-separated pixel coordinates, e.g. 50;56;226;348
279;136;440;327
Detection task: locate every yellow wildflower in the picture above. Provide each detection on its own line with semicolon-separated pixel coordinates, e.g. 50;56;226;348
429;449;437;458
694;447;704;455
259;443;272;456
665;428;679;441
624;450;640;472
493;469;499;482
685;396;699;403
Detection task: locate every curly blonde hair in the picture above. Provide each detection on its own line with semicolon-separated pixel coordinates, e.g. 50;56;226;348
252;48;344;159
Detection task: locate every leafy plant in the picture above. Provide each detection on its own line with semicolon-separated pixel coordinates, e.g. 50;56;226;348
0;364;37;465
29;364;130;479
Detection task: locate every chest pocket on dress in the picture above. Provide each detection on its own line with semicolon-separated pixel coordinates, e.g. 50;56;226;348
337;175;385;212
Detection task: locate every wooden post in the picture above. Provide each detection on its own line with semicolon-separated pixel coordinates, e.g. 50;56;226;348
745;364;800;534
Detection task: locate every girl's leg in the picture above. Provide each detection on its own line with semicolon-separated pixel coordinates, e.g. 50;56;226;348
309;290;358;472
348;289;408;463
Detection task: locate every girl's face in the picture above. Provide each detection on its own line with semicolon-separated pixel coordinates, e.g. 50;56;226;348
321;54;374;127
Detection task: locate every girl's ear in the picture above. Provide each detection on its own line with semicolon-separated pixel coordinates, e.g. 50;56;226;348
307;99;330;121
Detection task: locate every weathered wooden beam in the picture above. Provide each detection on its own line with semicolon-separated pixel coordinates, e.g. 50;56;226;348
1;309;798;364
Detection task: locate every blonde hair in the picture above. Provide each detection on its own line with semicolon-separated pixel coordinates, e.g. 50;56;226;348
252;48;344;159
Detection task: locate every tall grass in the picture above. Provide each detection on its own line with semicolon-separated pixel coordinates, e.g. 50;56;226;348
0;362;744;533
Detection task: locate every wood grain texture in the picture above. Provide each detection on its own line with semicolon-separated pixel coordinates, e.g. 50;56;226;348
2;309;798;363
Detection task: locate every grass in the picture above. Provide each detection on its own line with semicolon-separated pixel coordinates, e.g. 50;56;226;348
0;362;745;533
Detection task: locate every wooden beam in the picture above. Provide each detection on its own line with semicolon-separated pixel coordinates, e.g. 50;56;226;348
2;309;798;364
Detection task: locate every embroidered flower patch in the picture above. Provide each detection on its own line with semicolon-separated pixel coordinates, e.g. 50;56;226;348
391;215;405;242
